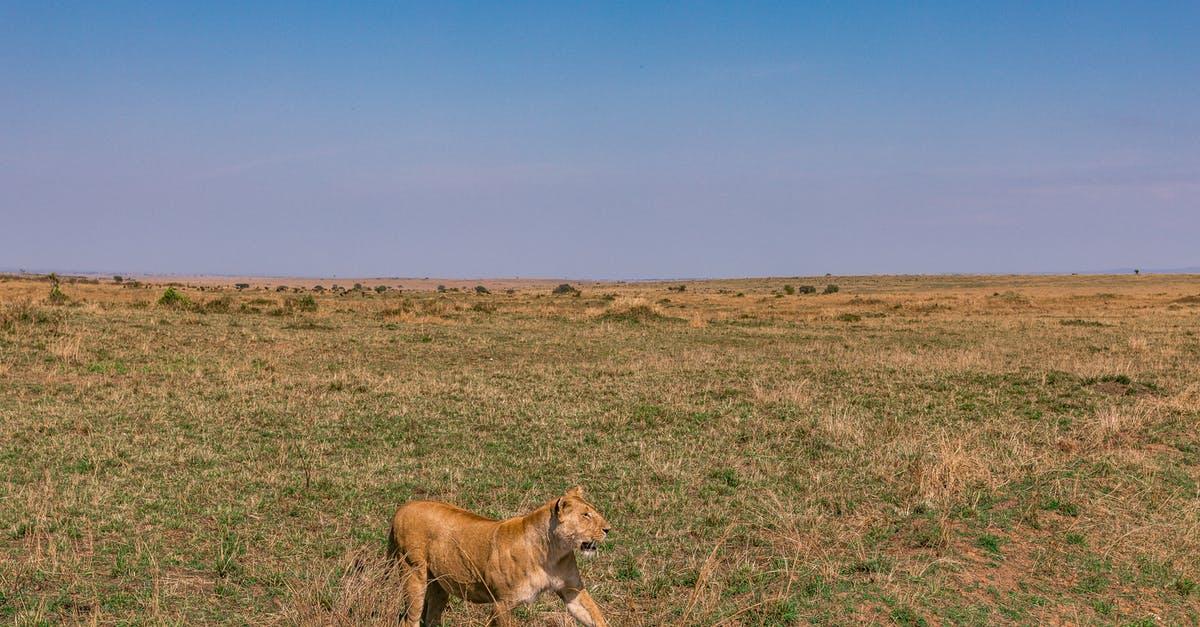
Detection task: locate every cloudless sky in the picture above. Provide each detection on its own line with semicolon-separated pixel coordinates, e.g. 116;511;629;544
2;2;1197;278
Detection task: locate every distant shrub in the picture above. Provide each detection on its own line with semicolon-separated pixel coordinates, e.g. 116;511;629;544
474;285;490;294
798;285;817;294
835;313;861;322
113;275;123;283
312;285;325;293
374;285;388;294
286;295;318;313
823;284;839;294
552;283;579;296
235;283;250;290
668;284;686;292
436;285;446;293
157;287;189;308
275;285;289;292
783;285;795;295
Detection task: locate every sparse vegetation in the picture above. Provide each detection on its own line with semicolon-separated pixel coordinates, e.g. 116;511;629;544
1;273;1198;625
552;283;579;296
823;283;840;294
285;294;318;313
474;285;490;294
798;284;817;294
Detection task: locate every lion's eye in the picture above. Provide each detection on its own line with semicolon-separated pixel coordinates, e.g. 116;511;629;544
583;512;591;518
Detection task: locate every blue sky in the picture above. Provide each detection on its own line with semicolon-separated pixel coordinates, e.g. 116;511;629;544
2;2;1197;278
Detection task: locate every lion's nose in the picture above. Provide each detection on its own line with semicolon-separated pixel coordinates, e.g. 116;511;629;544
602;527;611;536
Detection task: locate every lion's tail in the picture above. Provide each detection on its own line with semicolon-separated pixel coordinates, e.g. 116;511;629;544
386;518;400;561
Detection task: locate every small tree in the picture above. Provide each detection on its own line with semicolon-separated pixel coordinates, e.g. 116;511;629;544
157;287;189;308
475;285;491;294
823;284;840;294
783;285;795;295
374;285;388;294
798;285;817;294
113;275;123;283
552;283;579;295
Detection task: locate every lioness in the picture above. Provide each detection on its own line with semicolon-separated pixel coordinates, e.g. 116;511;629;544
387;486;611;626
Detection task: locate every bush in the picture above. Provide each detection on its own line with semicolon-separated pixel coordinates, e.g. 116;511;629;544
235;283;250;290
286;295;318;313
374;285;388;294
312;285;326;293
600;305;677;324
203;296;233;313
474;285;490;294
113;275;123;283
47;285;71;305
552;283;579;296
783;285;795;295
823;284;840;294
157;287;189;308
1;300;60;332
798;285;817;294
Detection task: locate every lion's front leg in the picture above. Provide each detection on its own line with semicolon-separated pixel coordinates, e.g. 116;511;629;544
558;587;607;627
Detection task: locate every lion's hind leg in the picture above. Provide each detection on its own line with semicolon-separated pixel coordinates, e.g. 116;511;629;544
421;577;449;626
396;558;427;627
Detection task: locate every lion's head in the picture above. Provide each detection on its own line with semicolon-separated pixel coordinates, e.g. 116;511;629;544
551;486;611;557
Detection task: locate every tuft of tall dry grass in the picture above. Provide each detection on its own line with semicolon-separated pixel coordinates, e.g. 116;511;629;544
287;549;408;626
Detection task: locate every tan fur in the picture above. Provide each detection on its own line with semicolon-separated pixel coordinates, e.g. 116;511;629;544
387;486;611;626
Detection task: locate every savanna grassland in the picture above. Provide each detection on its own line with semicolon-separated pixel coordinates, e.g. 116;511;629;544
2;273;1198;626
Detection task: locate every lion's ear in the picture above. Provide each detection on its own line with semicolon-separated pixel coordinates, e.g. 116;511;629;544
567;486;584;499
553;497;565;518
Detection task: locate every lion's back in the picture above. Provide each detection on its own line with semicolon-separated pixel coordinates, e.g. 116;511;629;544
388;500;496;562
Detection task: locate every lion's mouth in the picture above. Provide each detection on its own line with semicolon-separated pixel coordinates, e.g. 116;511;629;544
580;541;598;555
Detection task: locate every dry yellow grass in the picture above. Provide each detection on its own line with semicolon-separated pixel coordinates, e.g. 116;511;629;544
1;272;1198;624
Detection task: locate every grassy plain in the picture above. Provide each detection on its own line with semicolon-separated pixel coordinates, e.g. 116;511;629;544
1;273;1198;625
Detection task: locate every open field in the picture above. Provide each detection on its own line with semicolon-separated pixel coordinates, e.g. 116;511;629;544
2;273;1199;625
